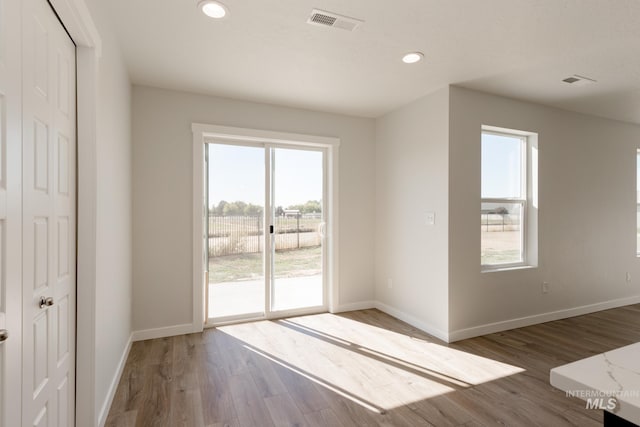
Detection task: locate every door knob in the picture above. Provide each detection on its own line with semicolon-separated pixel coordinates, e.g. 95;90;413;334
0;329;8;343
39;296;54;309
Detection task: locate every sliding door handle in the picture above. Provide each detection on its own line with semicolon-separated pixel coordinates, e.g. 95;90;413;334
0;329;8;343
318;222;326;238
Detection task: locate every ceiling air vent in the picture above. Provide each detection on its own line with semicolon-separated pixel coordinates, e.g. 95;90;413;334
562;74;597;86
307;9;364;31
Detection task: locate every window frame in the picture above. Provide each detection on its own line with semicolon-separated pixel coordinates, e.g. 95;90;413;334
481;129;529;271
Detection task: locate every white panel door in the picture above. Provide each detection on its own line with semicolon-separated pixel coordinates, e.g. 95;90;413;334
22;0;76;426
0;0;24;426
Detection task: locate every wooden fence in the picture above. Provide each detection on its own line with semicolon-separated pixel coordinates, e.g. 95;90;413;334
208;214;322;257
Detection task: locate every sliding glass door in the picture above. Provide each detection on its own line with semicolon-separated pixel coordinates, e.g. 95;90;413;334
271;148;325;312
206;142;326;323
207;143;266;320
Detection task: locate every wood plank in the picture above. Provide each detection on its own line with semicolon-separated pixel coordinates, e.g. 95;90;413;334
135;363;172;427
245;347;289;398
408;393;475;426
206;420;240;427
105;410;137;427
172;334;202;393
271;362;330;414
227;373;275;427
170;388;205;427
264;394;308;427
315;389;378;426
304;408;346;427
200;366;238;426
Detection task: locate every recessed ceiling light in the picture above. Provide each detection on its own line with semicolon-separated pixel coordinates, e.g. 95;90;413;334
402;52;424;64
198;0;228;19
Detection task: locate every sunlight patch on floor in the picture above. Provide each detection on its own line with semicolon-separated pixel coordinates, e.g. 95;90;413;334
218;312;525;412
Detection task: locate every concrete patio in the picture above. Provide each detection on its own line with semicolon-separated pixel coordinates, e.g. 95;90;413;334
208;274;323;318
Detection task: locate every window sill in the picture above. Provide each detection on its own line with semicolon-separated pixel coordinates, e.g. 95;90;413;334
481;264;537;274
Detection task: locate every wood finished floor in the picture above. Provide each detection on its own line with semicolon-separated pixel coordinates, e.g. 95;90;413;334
106;304;640;426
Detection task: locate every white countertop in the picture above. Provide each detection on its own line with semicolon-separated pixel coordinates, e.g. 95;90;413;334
550;342;640;424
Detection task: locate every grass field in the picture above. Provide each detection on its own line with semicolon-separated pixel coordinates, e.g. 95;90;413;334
481;230;521;265
210;228;522;281
209;246;322;283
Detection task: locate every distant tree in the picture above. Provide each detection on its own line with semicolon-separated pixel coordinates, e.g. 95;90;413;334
287;200;321;214
303;200;321;214
223;201;247;216
214;200;228;215
275;206;284;216
244;203;263;216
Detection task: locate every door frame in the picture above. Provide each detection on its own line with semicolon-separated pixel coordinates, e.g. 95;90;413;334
204;141;329;324
192;123;340;328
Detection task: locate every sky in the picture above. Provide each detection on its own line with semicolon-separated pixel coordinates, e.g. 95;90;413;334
208;134;520;208
481;133;523;198
207;143;323;208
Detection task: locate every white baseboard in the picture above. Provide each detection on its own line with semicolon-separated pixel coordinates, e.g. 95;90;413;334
131;323;197;342
127;294;640;350
374;301;450;342
332;300;376;313
448;295;640;342
98;333;133;427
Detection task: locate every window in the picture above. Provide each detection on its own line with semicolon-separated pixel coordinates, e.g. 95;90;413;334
637;150;640;256
481;128;531;269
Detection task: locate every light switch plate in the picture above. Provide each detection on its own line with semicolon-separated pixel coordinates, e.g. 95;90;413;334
426;211;435;226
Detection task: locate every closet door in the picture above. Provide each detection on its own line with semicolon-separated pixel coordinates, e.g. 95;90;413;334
0;0;24;426
22;0;76;425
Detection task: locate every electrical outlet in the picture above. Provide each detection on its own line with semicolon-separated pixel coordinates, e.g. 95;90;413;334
387;278;393;289
542;282;550;294
626;272;632;282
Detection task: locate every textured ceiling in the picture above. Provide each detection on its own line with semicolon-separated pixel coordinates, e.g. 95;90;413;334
101;0;640;122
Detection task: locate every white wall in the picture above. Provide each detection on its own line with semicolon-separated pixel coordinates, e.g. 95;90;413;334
448;86;640;338
82;0;133;423
132;86;375;332
374;87;450;338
